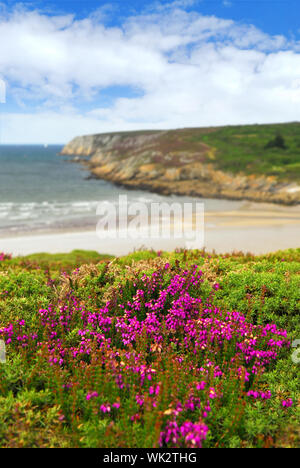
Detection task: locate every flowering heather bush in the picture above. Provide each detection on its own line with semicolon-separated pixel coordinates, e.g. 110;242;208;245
0;252;11;261
0;249;298;448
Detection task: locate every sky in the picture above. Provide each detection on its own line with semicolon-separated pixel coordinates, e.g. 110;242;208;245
0;0;300;144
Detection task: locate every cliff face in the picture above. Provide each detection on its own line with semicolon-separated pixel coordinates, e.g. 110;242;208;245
61;128;300;205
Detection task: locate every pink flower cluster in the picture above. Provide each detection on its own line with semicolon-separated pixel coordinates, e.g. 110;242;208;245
247;390;272;400
159;420;208;448
282;398;293;408
0;261;291;448
0;252;11;261
86;391;120;413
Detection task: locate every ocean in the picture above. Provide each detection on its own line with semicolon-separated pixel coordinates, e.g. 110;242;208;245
0;145;243;237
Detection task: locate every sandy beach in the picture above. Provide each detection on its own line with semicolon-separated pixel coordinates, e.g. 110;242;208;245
1;202;299;256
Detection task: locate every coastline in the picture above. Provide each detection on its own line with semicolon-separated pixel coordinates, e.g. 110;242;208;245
1;202;299;256
87;172;300;207
60;126;300;206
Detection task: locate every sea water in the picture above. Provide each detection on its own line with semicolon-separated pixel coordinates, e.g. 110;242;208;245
0;144;243;236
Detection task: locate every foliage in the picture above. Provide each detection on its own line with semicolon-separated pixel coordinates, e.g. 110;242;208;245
0;248;299;448
195;122;300;181
264;133;287;150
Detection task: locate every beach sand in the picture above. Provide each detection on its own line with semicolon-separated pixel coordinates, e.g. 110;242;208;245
1;203;299;256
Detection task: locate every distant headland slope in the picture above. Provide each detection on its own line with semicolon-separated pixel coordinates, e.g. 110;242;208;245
61;123;300;205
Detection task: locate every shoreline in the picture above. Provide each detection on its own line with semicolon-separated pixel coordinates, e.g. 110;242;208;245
1;198;300;256
60;124;300;207
90;173;300;207
1;197;300;237
70;156;300;207
1;214;299;256
1;225;299;257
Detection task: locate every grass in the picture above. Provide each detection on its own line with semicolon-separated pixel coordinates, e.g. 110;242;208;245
0;248;299;448
183;122;300;181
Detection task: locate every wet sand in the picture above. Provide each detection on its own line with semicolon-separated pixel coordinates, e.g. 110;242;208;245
1;203;299;256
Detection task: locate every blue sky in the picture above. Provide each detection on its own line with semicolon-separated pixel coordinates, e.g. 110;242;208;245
0;0;300;143
4;0;299;37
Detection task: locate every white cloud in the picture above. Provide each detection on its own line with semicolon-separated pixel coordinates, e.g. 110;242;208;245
148;0;198;12
0;2;300;143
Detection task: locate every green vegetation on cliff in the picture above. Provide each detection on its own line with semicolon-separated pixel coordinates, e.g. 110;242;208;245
197;122;300;181
62;122;300;205
97;122;300;181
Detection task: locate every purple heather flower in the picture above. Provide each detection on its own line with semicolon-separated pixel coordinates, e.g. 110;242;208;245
282;398;293;408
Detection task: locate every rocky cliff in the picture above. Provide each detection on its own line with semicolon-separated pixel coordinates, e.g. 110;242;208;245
61;127;300;205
